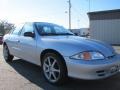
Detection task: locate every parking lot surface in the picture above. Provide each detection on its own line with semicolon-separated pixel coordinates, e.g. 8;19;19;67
0;45;120;90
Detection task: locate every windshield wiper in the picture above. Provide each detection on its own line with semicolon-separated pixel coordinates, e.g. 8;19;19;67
41;33;58;36
59;33;74;35
41;33;74;36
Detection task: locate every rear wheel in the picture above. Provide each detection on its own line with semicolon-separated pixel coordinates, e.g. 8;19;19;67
42;53;67;85
3;45;14;62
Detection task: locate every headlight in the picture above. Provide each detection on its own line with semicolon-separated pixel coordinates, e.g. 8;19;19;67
70;51;105;60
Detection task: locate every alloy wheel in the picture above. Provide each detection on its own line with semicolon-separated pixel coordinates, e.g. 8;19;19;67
43;56;60;83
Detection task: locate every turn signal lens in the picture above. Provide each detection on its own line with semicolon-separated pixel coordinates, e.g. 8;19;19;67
82;52;91;60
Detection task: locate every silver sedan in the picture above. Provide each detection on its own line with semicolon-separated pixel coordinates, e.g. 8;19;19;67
3;22;120;85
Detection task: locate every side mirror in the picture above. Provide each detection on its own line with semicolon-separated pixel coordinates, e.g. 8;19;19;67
24;32;35;38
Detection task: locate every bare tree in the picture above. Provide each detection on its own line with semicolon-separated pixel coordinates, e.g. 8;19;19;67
0;20;15;36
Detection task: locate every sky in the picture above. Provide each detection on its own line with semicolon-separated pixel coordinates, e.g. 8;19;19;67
0;0;120;29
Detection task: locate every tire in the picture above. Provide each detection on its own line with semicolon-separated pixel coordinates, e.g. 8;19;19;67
3;45;14;62
42;53;67;85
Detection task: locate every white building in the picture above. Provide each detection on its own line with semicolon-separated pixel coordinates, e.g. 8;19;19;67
88;9;120;45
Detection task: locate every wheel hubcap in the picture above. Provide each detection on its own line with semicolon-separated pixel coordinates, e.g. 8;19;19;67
43;56;60;82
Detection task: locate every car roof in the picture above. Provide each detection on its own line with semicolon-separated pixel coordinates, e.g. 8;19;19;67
33;22;57;26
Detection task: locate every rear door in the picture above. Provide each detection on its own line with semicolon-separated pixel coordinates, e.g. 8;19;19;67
6;24;23;57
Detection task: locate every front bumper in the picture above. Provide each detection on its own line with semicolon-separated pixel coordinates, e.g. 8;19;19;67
64;54;120;80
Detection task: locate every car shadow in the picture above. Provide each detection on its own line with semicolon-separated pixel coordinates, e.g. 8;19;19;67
8;59;120;90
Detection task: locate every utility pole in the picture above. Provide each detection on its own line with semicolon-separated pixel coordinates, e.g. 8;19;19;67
68;0;71;30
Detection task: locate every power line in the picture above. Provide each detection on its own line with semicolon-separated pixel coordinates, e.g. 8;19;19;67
86;0;91;12
72;7;88;27
66;0;89;28
87;0;91;12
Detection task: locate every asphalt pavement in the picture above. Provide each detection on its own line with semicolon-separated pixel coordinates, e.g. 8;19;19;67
0;45;120;90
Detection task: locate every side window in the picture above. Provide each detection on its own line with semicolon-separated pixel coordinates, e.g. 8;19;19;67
11;24;23;35
9;29;15;34
21;23;34;36
10;24;23;35
12;29;20;35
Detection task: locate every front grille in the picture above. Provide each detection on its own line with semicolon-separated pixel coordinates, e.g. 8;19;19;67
96;65;119;77
96;70;105;77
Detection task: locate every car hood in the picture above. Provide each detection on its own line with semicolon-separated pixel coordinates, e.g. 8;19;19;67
40;36;115;57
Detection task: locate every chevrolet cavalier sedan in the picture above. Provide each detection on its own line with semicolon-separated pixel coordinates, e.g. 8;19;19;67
3;22;120;85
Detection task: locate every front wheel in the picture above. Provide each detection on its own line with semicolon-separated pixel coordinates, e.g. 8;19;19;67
3;45;14;62
42;53;67;85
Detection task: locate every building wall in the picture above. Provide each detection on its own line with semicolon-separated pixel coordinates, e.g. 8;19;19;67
90;19;120;44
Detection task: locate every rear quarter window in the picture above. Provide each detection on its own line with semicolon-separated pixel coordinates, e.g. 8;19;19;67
11;24;24;35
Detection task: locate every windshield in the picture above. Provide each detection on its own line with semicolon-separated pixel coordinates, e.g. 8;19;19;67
35;23;74;36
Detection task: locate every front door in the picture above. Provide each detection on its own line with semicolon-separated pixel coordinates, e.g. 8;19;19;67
18;23;37;64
